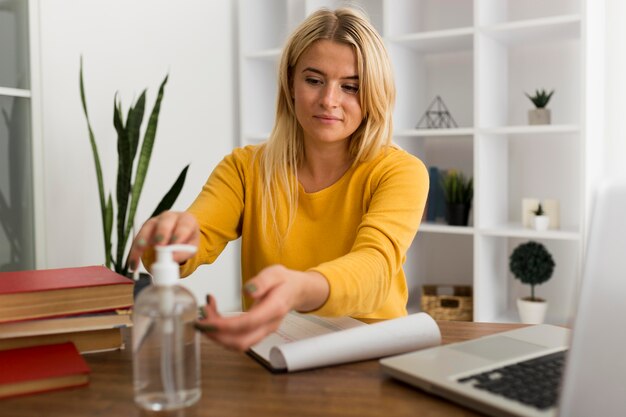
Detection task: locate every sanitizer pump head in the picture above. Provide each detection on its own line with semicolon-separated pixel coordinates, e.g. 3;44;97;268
152;244;197;286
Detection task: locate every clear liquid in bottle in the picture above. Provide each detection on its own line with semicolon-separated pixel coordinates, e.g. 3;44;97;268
133;285;201;411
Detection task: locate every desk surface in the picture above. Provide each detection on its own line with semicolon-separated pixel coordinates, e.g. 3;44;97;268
1;321;524;417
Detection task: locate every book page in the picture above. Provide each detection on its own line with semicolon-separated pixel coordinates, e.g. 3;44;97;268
250;312;441;372
250;313;365;366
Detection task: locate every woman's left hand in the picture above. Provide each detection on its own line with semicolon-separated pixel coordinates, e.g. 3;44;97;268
195;265;329;351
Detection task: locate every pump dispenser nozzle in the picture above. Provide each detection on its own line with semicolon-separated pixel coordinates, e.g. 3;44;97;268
152;244;197;287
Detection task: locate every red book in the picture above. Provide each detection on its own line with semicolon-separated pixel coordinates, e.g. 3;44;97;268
0;342;91;399
0;266;134;323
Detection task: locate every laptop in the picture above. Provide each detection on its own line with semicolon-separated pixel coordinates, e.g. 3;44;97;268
380;179;626;417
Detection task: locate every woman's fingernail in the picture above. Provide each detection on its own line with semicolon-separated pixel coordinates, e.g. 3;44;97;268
170;235;178;243
198;306;207;319
244;283;257;294
153;234;164;244
129;260;137;271
137;238;147;247
194;322;216;333
205;294;211;305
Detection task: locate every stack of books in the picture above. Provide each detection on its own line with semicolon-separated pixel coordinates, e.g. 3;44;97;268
0;265;134;354
0;265;134;399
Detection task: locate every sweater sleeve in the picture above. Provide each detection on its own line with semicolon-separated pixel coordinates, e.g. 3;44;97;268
178;148;250;277
309;152;429;316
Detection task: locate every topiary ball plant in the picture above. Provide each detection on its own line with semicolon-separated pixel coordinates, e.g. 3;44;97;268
509;241;555;301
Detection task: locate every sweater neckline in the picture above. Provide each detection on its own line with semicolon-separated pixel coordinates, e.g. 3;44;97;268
297;163;356;198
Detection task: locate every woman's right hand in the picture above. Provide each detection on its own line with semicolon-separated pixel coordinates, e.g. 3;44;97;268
127;210;200;271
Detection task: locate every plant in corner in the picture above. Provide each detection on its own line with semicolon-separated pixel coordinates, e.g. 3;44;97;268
79;58;189;277
509;241;555;324
525;89;554;125
440;170;473;226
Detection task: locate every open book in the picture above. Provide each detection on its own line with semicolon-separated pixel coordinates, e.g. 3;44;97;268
249;312;441;372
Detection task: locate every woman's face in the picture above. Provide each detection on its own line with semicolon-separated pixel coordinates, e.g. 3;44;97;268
291;40;363;149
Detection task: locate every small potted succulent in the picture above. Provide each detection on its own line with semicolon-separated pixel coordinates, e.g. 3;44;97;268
532;203;549;231
525;89;554;125
509;241;555;324
441;170;473;226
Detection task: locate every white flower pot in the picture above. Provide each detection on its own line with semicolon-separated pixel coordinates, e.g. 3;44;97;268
517;298;548;324
533;215;550;231
528;108;551;125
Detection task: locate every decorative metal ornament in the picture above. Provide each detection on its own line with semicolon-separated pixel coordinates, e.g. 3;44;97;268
416;96;458;129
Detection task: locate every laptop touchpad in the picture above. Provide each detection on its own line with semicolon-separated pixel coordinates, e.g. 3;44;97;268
449;336;547;362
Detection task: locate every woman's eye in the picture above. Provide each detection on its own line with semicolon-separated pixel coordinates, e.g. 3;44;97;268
305;78;322;85
343;84;359;94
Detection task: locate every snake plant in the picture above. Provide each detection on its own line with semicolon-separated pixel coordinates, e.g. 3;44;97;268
79;58;189;276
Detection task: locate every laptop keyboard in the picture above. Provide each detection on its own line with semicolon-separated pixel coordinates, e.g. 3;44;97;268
457;350;566;410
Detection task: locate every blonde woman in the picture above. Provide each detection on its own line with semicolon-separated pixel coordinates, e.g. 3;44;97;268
128;8;428;351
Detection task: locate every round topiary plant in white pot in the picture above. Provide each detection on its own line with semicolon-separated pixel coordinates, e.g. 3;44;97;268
509;241;555;324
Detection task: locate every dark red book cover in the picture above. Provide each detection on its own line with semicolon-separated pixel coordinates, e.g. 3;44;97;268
0;342;91;398
0;265;132;295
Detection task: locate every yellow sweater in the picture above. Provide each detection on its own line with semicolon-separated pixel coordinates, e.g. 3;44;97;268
181;145;428;320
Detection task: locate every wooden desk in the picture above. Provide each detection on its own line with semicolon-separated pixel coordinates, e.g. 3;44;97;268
1;321;524;417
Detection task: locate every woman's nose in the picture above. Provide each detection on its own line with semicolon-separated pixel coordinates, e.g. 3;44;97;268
320;84;339;108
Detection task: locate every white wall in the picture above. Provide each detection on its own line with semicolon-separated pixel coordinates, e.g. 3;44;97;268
36;0;241;311
604;0;626;179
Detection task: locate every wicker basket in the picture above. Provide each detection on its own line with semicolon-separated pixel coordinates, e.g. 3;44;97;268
421;285;473;321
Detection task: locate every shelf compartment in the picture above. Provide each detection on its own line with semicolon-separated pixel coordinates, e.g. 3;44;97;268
480;15;580;46
474;235;580;326
389;43;474;131
476;133;581;236
239;0;298;54
388;27;474;53
476;0;580;27
396;135;474;191
476;32;580;127
384;0;474;38
239;58;279;138
407;233;474;314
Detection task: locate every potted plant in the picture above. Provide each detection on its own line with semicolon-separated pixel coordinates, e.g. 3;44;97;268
532;203;549;231
525;89;554;125
509;241;555;324
79;58;189;285
441;170;473;226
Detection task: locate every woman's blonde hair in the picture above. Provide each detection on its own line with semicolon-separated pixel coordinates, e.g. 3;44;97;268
259;7;396;242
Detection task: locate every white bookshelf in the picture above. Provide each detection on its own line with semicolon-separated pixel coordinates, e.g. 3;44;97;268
237;0;601;325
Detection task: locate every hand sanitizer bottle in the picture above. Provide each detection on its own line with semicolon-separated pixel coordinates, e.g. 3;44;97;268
132;244;201;411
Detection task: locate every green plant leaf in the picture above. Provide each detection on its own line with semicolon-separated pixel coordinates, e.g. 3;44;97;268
113;94;131;268
150;164;190;218
124;74;169;251
80;57;111;269
127;91;146;166
104;193;114;271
